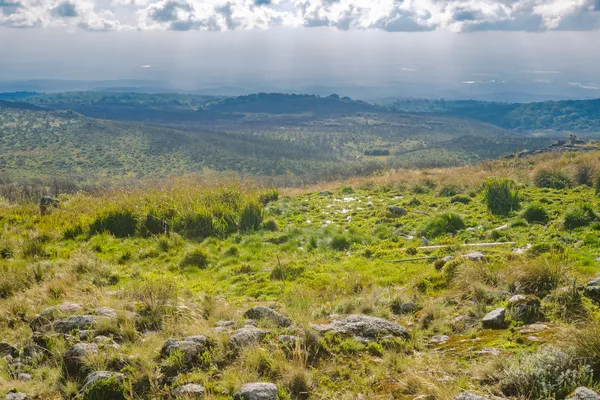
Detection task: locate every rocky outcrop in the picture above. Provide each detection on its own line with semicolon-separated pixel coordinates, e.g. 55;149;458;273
391;301;421;315
507;295;542;323
234;382;278;400
64;343;98;377
53;315;97;333
455;392;491;400
244;306;291;327
80;371;126;400
311;314;409;341
160;336;211;367
387;205;407;216
228;326;269;350
583;276;600;302
482;308;506;329
173;383;206;399
566;387;600;400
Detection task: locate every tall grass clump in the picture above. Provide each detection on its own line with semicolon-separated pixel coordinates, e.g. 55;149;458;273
572;324;600;376
419;213;465;238
513;256;566;298
239;200;263;232
574;163;595;186
172;210;215;239
89;209;137;238
482;178;520;216
521;203;549;225
564;204;598;230
534;168;572;189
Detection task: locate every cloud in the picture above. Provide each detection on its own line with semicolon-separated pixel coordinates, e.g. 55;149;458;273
1;0;599;31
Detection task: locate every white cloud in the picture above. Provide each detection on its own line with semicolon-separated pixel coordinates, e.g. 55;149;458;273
1;0;599;31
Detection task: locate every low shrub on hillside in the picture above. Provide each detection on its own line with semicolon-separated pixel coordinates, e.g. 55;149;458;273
419;213;466;238
450;195;471;204
180;248;210;269
331;234;352;251
239;201;263;232
90;209;137;238
438;184;461;197
172;211;215;239
595;175;600;196
259;189;279;205
534;168;572;189
482;178;520;216
574;163;595;186
564;204;598;230
499;346;592;399
513;257;566;298
521;203;549;224
573;324;600;375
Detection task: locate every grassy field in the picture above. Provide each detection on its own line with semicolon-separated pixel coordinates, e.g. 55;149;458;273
1;151;600;399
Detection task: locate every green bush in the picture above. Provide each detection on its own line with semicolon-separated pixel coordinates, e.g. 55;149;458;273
90;210;137;238
481;178;520;216
499;346;592;400
0;240;14;259
262;219;278;232
534;168;572;189
595;175;600;196
138;210;173;237
330;234;352;251
574;164;594;186
180;248;210;269
258;189;279;205
438;184;460;197
419;213;466;238
239;201;263;232
82;375;127;400
521;203;549;224
340;186;354;194
173;211;214;238
564;204;598;230
22;237;48;259
516;257;565;298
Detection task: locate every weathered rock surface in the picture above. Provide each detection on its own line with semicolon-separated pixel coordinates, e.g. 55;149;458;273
507;295;542;323
173;383;206;398
80;371;125;398
391;301;421;315
160;336;210;366
482;308;506;329
278;335;300;348
311;314;409;341
429;335;450;345
455;392;491;400
234;382;278;400
54;315;97;333
462;252;486;261
387;205;407;216
5;392;30;400
583;276;600;302
566;387;600;400
244;306;291;327
64;343;98;376
228;326;269;349
30;303;83;330
95;307;117;318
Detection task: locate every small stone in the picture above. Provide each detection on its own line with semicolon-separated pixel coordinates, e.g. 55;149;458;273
234;382;278;400
5;392;30;400
54;315;97;333
228;326;269;350
508;294;542;323
17;373;31;382
387;205;407;216
429;335;449;345
217;320;235;327
278;335;300;348
391;301;421;315
482;308;506;329
478;347;501;356
95;307;117;318
160;336;211;368
64;343;98;376
455;392;491;400
311;314;409;341
462;252;486;261
173;383;206;399
519;323;549;333
244;306;291;327
566;387;600;400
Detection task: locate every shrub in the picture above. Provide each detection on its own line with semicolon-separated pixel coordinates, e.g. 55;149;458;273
330;234;351;251
515;257;566;298
180;248;210;269
564;204;598;230
595;175;600;196
90;210;137;238
22;237;48;259
499;345;592;400
534;168;572;189
419;213;466;238
522;203;549;224
572;324;600;375
262;219;278;231
82;375;127;400
450;195;471;204
340;186;354;194
0;240;14;259
239;201;263;232
438;184;460;197
138;210;172;237
259;188;279;205
481;178;520;216
574;164;595;186
173;211;214;238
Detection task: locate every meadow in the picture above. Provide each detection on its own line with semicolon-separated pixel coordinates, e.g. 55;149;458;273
0;151;600;399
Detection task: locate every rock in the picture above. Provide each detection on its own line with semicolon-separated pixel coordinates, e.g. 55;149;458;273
387;205;407;216
17;373;31;382
54;315;97;333
228;326;269;349
513;244;532;255
391;301;421;315
429;335;449;345
0;342;19;358
80;371;126;399
507;295;542;323
64;343;98;376
217;320;235;327
455;392;491;400
482;308;506;329
478;347;501;356
40;195;60;215
583;276;600;302
519;323;549;333
566;387;600;400
30;303;83;331
5;392;30;400
160;336;211;367
234;382;278;400
244;306;291;327
95;307;117;318
278;335;300;348
462;252;486;261
173;384;206;399
311;314;409;341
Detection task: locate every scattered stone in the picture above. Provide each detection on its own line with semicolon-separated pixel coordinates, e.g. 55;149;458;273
311;314;409;341
519;323;549;333
0;342;19;358
54;315;97;333
513;244;532;255
391;301;421;315
30;303;83;331
278;335;300;348
160;336;211;367
478;347;501;356
5;391;30;400
40;195;60;215
507;295;542;323
95;307;117;318
566;387;600;400
234;382;278;400
80;371;125;399
17;373;32;382
455;392;491;400
173;384;206;399
429;335;449;345
462;252;486;261
217;320;235;327
482;308;506;329
244;306;291;327
228;326;269;349
64;343;98;376
387;205;407;216
583;276;600;302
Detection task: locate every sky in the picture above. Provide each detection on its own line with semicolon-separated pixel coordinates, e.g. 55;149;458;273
1;0;600;100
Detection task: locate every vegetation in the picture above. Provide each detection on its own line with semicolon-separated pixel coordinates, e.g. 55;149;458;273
522;203;550;224
419;213;466;238
482;178;520;216
534;168;573;189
